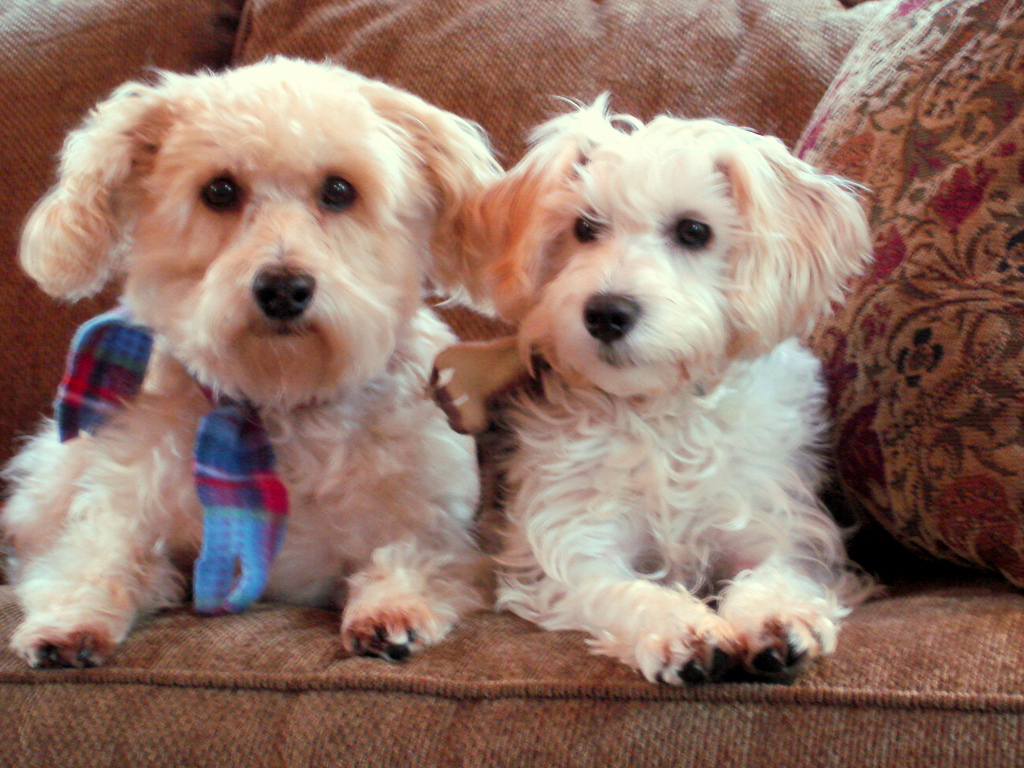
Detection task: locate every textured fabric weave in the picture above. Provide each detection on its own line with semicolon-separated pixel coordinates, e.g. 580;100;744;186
234;0;879;164
3;574;1024;768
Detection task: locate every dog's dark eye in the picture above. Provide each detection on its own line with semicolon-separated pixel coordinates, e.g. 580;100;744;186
573;215;601;243
673;218;712;249
201;176;241;211
320;176;357;211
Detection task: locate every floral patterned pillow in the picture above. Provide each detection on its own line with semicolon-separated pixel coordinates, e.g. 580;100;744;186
798;0;1024;585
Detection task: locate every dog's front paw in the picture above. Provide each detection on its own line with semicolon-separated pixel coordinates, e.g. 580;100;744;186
594;613;738;686
733;610;838;684
341;594;446;662
639;616;738;686
11;619;119;669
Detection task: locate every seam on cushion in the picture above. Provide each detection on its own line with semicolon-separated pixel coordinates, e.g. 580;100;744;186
2;671;1024;714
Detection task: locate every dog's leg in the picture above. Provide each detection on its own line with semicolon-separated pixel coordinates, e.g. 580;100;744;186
10;531;182;668
340;538;487;661
4;422;194;668
582;577;738;685
717;556;847;682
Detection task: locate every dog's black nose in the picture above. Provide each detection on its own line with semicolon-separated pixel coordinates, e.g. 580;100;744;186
252;267;316;321
583;293;641;344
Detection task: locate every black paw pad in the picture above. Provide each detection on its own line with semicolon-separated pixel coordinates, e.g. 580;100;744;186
382;643;410;662
749;643;806;683
680;647;735;685
680;659;710;685
34;642;98;670
710;647;734;679
352;626;416;662
38;644;64;668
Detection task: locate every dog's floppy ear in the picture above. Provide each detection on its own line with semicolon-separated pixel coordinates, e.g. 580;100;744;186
471;96;629;323
717;133;872;354
20;79;173;300
470;121;583;323
357;81;501;307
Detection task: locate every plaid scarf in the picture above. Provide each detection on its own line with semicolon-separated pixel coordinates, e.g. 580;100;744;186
55;305;153;442
191;397;287;614
56;306;288;614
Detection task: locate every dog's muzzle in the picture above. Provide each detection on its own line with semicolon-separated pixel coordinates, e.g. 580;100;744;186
583;293;641;344
252;266;316;321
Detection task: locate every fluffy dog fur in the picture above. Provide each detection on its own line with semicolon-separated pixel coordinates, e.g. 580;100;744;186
441;99;873;684
2;57;499;668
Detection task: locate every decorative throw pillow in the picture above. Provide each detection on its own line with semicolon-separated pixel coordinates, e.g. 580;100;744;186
799;0;1024;586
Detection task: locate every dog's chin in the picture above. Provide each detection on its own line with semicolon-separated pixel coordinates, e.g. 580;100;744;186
251;316;316;339
595;344;638;370
553;345;692;400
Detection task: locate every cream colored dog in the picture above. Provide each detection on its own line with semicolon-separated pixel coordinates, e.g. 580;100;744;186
435;99;873;684
2;58;499;668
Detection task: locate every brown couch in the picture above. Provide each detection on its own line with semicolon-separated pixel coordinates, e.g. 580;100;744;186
4;0;1024;766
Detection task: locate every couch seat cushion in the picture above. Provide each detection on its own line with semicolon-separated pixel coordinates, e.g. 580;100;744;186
3;581;1024;767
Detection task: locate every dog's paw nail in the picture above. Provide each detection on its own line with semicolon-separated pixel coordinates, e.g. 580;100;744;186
383;643;410;662
680;647;735;684
710;647;734;679
680;659;709;684
347;622;420;662
752;647;785;674
357;639;410;663
37;644;63;668
30;638;103;669
750;643;805;683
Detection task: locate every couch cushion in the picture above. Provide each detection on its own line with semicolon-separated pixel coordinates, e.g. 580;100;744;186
3;581;1024;767
233;0;880;164
799;0;1024;586
0;0;241;470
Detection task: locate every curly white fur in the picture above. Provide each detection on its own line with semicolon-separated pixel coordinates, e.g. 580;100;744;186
469;99;873;684
2;58;499;668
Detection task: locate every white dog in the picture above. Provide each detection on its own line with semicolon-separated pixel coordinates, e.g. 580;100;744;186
434;99;873;684
2;57;499;668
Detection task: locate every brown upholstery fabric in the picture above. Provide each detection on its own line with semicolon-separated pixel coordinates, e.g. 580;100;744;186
0;0;241;470
800;0;1024;587
3;580;1024;768
234;0;879;164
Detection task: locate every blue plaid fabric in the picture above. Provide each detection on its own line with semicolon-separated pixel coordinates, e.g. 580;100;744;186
55;308;289;614
192;399;288;614
55;305;153;442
